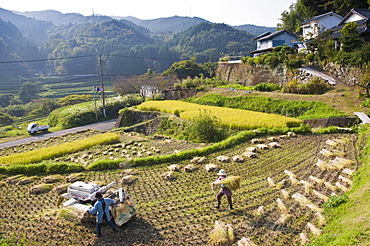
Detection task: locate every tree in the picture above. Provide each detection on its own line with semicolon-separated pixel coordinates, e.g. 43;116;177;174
277;4;304;33
113;73;175;101
18;81;38;104
334;0;369;16
340;22;363;53
188;110;228;143
162;58;204;80
0;93;14;107
0;111;13;125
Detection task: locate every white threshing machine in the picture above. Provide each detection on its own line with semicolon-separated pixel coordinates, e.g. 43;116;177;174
57;181;137;226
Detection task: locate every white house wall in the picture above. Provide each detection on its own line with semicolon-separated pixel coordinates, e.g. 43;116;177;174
344;13;364;23
256;33;297;51
302;15;342;39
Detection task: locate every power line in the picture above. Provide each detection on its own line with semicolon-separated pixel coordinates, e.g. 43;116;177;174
0;53;183;65
0;54;97;64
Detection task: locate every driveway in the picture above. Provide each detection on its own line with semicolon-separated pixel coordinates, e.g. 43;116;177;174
0;118;117;149
299;66;337;85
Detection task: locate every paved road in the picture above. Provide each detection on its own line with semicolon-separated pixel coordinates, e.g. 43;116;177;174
0;118;117;149
299;66;337;85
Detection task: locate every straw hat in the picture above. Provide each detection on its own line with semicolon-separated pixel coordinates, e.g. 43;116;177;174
217;169;227;176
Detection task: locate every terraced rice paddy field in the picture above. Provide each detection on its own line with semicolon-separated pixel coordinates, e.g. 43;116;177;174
0;130;358;245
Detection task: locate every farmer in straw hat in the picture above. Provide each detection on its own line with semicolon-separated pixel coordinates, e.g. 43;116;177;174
213;169;233;210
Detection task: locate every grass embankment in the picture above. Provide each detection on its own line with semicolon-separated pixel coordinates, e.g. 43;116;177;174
186;93;347;120
137;100;302;129
0;132;120;165
201;85;363;117
309;124;370;245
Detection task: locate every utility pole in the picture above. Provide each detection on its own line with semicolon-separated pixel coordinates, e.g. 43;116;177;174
99;54;106;117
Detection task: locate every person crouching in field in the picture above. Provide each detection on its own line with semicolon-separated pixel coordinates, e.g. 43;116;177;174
88;192;117;237
213;169;233;210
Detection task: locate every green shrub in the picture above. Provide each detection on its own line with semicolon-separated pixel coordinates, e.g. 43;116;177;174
283;77;330;95
87;159;122;171
253;83;282;92
325;195;349;209
187;110;229;143
57;94;93;107
48;95;142;129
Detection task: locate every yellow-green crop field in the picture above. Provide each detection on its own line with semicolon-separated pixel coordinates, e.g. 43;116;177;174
0;132;120;165
137;101;302;129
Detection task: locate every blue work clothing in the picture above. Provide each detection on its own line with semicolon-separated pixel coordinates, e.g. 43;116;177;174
89;198;115;223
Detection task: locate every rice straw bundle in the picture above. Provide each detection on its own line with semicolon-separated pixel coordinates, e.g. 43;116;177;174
292;193;312;206
160;171;177;180
300;180;314;195
338;175;352;185
316;159;335;171
331;157;354;168
312;190;329;202
276;198;288;213
242;151;257;158
275;179;286;190
335;182;350;192
284;170;297;178
315;212;326;226
256;144;269;150
334;138;350;144
328;159;345;170
281;189;290;201
320;149;335;158
246;146;257;153
217;155;230;163
324;182;338;191
342;168;355;176
208;221;235;246
205;164;218;172
289;176;301;186
120;175;138;185
168;164;180;171
332;149;346;157
276;212;291;224
267;177;275;188
268;136;278;142
299;233;310;245
309;176;326;185
253;206;264;221
325;139;338;147
305;203;324;213
307;223;322;236
237;237;257;246
218;176;242;191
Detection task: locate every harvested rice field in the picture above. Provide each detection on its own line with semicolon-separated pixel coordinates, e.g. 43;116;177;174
0;131;359;245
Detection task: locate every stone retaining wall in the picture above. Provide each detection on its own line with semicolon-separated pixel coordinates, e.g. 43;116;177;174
303;117;357;128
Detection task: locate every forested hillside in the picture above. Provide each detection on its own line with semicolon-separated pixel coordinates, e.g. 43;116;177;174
0;18;43;77
169;23;255;62
15;10;112;26
0;8;53;45
234;24;276;35
119;16;210;33
0;8;260;77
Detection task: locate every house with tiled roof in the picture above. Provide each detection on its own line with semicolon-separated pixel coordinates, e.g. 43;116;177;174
329;9;370;49
250;29;299;57
301;11;343;40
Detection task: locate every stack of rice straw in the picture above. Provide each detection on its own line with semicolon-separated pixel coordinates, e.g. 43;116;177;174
212;176;242;191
